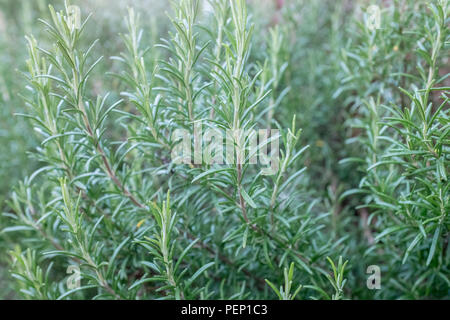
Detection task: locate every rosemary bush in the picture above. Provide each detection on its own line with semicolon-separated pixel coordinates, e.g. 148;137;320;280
338;0;449;298
0;0;448;300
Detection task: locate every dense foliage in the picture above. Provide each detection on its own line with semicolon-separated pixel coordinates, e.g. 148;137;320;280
0;0;448;300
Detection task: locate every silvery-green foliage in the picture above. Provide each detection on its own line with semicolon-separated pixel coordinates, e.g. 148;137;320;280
339;0;449;298
1;0;448;301
3;0;343;300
